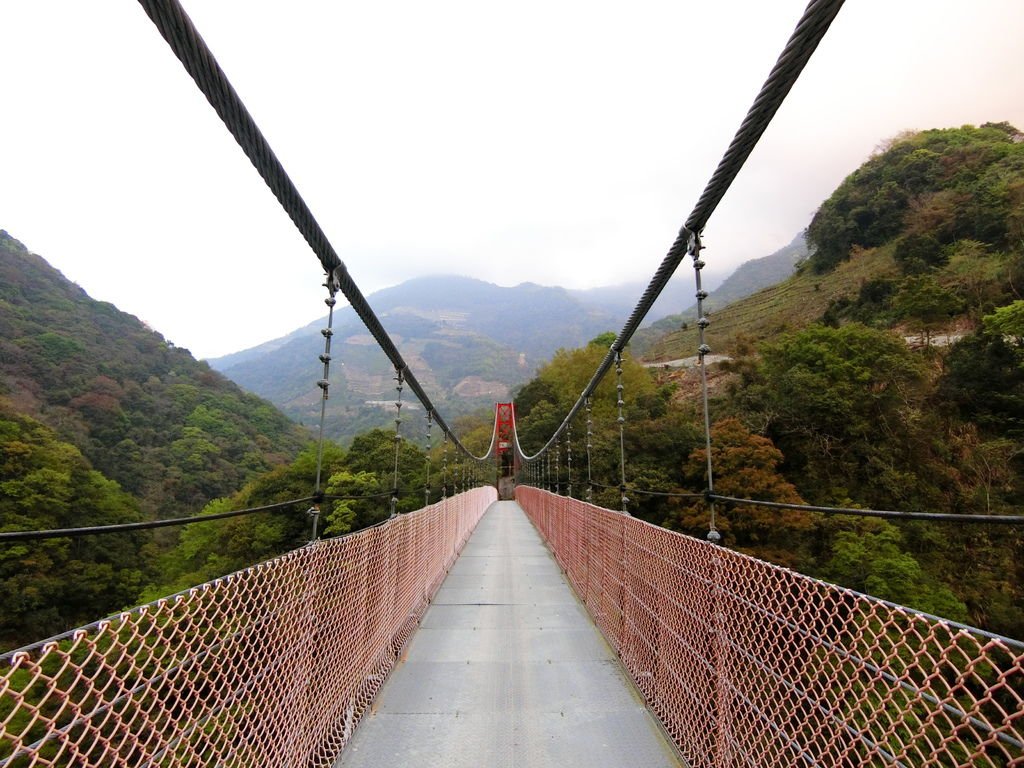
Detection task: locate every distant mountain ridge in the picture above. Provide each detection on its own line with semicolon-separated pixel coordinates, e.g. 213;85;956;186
210;245;807;441
208;275;625;442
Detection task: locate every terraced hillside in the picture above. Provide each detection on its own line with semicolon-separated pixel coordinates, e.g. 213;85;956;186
646;245;899;360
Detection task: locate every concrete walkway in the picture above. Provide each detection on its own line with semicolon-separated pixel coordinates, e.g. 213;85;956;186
336;501;683;768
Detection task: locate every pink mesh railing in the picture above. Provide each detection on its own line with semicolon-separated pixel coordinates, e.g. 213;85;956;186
517;487;1024;767
1;488;495;768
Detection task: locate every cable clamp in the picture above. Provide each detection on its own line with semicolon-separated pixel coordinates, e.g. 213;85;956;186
324;266;343;296
687;229;704;257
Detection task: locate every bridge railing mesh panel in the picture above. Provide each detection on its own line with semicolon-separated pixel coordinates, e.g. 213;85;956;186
1;487;496;768
517;487;1024;767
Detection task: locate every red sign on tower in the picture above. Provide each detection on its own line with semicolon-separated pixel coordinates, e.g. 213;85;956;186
495;402;515;455
495;402;517;498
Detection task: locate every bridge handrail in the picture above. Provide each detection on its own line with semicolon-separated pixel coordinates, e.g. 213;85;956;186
0;488;496;768
517;487;1024;767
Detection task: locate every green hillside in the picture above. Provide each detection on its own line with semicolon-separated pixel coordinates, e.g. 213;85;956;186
0;231;308;517
647;242;899;359
0;231;320;648
647;122;1024;360
0;406;146;647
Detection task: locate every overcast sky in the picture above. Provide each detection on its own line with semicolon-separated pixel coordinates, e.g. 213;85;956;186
3;1;1023;359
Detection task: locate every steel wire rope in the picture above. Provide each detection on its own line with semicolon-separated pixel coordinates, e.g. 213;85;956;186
583;483;1024;522
589;481;704;500
585;397;594;501
135;0;497;466
309;283;340;540
424;411;433;507
512;0;846;464
0;497;316;543
615;351;629;513
0;492;404;543
709;494;1024;525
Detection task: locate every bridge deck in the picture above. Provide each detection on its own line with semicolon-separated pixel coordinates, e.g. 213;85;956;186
336;500;683;768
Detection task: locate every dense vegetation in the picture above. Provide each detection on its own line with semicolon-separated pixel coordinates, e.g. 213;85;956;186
518;124;1024;638
140;428;441;599
806;122;1023;275
0;406;146;647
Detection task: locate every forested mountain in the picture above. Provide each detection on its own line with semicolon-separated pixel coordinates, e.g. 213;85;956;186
208;276;623;443
516;123;1024;638
0;232;308;517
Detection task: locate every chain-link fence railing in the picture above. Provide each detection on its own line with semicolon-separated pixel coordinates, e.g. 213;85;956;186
1;487;496;768
517;487;1024;767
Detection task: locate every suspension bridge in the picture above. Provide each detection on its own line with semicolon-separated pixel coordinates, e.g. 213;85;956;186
2;0;1023;765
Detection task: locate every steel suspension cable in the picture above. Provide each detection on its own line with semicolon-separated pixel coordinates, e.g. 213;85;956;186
513;0;845;463
566;423;573;498
615;352;629;514
312;285;337;497
554;436;561;495
390;368;403;517
691;232;719;541
135;0;495;464
424;410;433;507
309;282;339;539
584;398;594;502
442;432;449;498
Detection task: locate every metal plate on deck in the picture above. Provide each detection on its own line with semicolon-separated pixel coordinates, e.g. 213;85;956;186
420;603;590;630
431;585;579;606
335;501;684;768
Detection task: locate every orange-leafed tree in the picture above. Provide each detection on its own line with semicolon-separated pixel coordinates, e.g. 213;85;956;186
667;418;814;569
